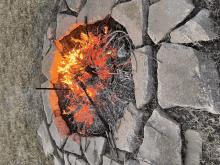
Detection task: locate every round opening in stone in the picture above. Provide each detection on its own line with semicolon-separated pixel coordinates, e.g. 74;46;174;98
50;16;135;136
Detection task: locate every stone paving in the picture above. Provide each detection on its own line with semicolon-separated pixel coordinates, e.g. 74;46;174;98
37;0;220;164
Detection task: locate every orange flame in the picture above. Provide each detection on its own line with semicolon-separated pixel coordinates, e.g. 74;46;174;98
50;24;117;134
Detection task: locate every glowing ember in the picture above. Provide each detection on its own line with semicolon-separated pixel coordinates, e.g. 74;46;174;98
50;18;135;135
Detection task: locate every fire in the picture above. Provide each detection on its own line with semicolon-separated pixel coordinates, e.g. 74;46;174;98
50;24;117;134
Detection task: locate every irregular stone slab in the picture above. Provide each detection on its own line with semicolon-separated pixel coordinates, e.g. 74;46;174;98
139;108;182;165
148;0;194;43
42;34;51;57
66;0;87;13
41;81;53;124
41;45;56;81
112;0;143;46
157;43;220;113
64;133;81;155
78;0;115;23
125;159;141;165
49;116;70;148
102;156;121;165
131;46;155;109
170;9;219;43
113;102;144;153
37;120;54;156
185;130;202;165
68;154;88;165
81;136;107;165
47;21;57;40
56;14;77;40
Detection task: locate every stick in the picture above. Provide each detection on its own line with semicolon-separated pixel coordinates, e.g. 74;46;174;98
36;88;71;90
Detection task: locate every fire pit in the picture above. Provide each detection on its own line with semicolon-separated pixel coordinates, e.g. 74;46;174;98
50;16;135;136
37;0;220;164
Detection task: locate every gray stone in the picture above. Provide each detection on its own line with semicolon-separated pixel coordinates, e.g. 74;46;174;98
66;0;87;13
56;14;77;40
81;136;107;165
112;0;143;46
150;0;160;5
41;45;56;81
139;160;150;165
185;130;202;165
148;0;194;44
124;159;141;165
64;152;70;165
104;149;127;162
41;81;54;124
113;102;144;153
116;150;126;162
47;22;57;40
58;0;68;13
170;9;219;43
49;119;68;148
56;148;64;160
157;43;220;113
54;155;62;165
42;34;51;57
139;107;182;165
68;154;88;165
37;120;54;156
64;133;81;155
131;46;155;109
78;0;115;23
102;156;121;165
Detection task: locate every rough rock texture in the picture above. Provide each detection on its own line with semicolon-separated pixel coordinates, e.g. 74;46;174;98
78;0;115;23
170;9;219;43
139;160;150;165
56;148;64;160
131;46;155;109
64;133;81;155
37;120;54;156
41;45;56;81
157;43;220;113
150;0;160;5
185;130;202;165
64;152;70;165
124;159;141;165
113;102;144;153
41;81;54;124
139;108;182;165
112;0;143;46
81;136;107;165
56;14;77;40
68;154;88;165
49;117;70;148
66;0;87;13
47;21;57;40
148;0;194;43
102;156;121;165
54;155;61;165
42;34;51;57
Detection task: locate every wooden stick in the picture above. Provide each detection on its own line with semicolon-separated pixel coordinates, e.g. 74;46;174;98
36;88;71;90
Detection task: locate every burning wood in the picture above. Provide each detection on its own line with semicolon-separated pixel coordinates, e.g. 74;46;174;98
49;17;135;136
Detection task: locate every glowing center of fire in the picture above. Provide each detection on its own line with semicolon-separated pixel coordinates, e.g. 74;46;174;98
51;25;118;133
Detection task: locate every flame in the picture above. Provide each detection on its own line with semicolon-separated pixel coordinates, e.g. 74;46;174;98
50;24;117;134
